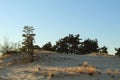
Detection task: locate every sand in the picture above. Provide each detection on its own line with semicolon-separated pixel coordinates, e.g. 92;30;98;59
0;52;120;80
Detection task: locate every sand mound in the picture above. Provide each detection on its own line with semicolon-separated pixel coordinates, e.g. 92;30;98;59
0;52;120;80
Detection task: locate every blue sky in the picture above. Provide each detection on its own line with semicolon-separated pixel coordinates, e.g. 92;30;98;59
0;0;120;54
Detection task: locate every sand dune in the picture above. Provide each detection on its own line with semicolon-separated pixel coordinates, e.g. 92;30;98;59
0;52;120;80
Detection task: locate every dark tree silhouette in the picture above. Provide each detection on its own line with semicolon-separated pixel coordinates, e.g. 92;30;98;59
22;26;35;61
56;37;69;53
80;38;99;54
34;45;41;50
115;48;120;56
99;46;108;53
55;34;81;54
52;45;57;51
42;42;53;51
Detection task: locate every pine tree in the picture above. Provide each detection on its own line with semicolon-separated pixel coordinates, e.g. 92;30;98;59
22;26;35;61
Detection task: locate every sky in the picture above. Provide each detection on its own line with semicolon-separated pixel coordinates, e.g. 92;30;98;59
0;0;120;54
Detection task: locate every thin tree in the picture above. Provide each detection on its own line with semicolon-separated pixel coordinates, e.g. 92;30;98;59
22;26;35;61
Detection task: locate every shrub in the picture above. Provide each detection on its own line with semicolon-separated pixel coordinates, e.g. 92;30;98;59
0;38;21;54
87;66;96;75
106;69;112;75
115;48;120;56
114;69;119;75
82;61;88;67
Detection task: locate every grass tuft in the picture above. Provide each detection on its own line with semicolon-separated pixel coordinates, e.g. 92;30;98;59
87;66;96;75
106;69;112;75
114;69;119;75
82;61;88;67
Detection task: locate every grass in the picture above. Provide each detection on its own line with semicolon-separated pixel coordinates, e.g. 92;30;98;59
114;69;120;75
64;66;96;75
86;66;96;75
0;54;11;59
30;61;98;79
47;71;56;79
82;61;88;67
106;68;120;75
106;69;112;75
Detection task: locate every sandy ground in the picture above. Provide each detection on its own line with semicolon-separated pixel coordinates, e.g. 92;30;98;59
0;52;120;80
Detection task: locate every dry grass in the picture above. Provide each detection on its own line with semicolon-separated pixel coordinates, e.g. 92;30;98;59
47;71;57;79
0;54;12;59
64;66;96;75
65;67;84;73
82;61;88;67
106;69;113;75
114;69;120;75
106;68;120;76
86;66;96;75
42;66;97;77
12;66;119;80
30;61;98;79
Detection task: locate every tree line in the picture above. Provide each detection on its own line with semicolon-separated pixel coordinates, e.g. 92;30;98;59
0;26;120;57
42;34;108;55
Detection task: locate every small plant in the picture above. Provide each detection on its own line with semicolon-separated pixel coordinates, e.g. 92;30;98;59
1;54;11;59
106;69;113;75
0;37;21;55
47;71;56;79
97;69;102;75
114;69;119;75
87;66;96;75
82;61;88;67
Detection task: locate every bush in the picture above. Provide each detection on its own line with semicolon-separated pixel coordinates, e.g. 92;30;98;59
115;48;120;56
81;39;99;54
42;42;53;51
0;38;20;54
55;34;80;54
87;66;96;75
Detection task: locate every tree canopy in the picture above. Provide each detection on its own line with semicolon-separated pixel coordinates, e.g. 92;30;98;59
42;42;53;51
80;39;99;54
53;34;100;55
55;34;81;54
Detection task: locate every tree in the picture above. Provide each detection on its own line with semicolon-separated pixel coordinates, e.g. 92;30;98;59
42;42;53;51
52;45;57;51
99;46;108;53
115;48;120;56
80;38;99;54
34;45;41;50
55;34;81;54
55;37;69;53
22;26;35;61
